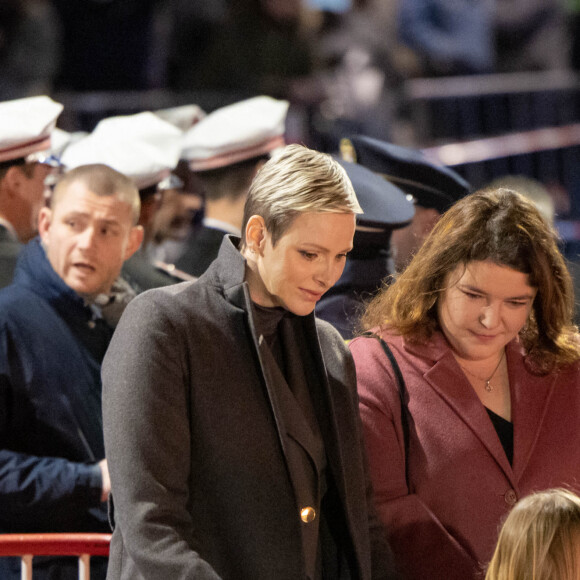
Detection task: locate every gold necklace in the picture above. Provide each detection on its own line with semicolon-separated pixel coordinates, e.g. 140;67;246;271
458;351;505;393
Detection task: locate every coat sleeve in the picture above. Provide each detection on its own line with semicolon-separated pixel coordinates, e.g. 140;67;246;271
102;291;221;580
349;336;475;580
0;447;103;527
0;334;104;527
356;391;401;580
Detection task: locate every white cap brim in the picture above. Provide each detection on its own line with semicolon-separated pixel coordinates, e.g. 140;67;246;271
0;96;63;163
182;96;289;171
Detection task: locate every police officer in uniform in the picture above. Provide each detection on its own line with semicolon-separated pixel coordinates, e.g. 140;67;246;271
316;157;414;339
340;135;471;272
0;96;62;288
176;95;289;277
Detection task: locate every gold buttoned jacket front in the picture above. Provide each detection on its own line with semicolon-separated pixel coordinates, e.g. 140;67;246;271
103;236;397;580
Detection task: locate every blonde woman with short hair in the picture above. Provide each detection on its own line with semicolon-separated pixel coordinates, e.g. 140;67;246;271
102;144;397;580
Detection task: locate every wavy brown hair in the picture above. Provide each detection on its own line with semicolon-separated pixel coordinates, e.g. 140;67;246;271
361;188;579;371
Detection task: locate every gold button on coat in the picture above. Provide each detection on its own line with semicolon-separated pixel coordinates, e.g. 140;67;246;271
300;507;316;523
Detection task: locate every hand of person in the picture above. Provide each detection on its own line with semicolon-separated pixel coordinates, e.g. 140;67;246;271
99;458;111;503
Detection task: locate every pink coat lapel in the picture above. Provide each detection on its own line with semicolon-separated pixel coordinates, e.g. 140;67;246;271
402;333;537;486
507;342;556;481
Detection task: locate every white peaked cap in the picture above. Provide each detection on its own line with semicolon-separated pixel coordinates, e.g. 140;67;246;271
0;96;63;163
154;104;206;131
50;128;89;158
61;112;183;189
182;96;289;171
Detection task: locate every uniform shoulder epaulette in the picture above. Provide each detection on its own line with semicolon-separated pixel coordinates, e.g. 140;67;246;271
153;260;197;282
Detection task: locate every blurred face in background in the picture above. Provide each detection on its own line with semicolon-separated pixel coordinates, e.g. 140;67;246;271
392;205;440;271
0;162;55;242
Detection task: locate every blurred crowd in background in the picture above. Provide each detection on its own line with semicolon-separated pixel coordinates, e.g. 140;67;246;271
1;0;580;254
1;0;578;139
2;5;580;576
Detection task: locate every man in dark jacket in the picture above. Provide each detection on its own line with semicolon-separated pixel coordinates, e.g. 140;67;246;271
61;110;194;293
0;164;143;579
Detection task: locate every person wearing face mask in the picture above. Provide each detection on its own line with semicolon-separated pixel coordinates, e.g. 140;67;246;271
349;187;580;580
102;144;398;580
0;164;143;580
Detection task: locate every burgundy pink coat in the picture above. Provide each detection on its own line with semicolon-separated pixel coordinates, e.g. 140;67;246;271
349;330;580;580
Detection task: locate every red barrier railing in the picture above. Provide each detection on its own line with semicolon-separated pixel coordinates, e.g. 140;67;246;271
0;533;111;580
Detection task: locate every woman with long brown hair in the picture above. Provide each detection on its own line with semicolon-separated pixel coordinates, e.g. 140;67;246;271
350;187;580;579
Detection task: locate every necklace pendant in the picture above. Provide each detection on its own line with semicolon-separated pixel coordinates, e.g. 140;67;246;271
485;381;493;392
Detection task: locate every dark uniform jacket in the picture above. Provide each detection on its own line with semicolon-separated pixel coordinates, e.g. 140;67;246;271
316;248;396;340
0;238;111;579
0;223;22;289
174;224;227;277
103;235;396;580
122;250;194;294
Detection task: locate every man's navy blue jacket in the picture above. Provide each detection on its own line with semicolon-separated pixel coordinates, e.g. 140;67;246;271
0;238;111;578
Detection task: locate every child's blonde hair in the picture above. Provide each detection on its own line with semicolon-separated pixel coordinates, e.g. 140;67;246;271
486;488;580;580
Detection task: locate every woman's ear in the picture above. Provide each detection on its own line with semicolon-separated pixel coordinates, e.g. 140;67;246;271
245;215;267;255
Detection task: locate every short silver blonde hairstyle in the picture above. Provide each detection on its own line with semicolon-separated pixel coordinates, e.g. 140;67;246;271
240;144;362;249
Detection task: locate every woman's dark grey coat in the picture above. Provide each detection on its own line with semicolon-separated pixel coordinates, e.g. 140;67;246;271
102;236;395;580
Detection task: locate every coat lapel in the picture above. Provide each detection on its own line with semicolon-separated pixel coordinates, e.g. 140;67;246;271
407;335;559;486
301;315;348;501
217;235;348;508
406;334;516;484
261;338;325;472
508;345;556;481
218;236;292;466
226;282;292;464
